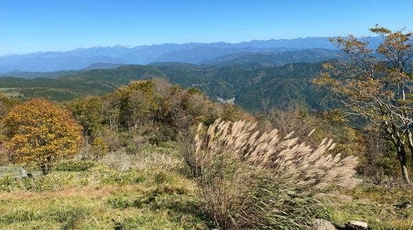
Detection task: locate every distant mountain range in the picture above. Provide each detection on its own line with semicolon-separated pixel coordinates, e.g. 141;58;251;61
0;37;350;73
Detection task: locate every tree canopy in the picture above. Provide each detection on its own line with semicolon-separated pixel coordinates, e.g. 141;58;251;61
314;26;413;183
2;98;83;175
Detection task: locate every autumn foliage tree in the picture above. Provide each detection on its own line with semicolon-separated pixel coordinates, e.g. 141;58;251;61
101;78;228;132
314;26;413;183
2;98;83;175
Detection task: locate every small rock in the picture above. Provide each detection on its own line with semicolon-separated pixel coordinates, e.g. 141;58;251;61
346;220;368;230
311;219;337;230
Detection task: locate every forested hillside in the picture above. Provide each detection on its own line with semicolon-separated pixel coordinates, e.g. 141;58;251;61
0;61;333;111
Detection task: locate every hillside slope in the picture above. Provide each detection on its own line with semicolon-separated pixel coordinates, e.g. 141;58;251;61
0;62;332;111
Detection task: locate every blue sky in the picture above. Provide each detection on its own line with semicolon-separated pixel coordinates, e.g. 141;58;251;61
0;0;412;56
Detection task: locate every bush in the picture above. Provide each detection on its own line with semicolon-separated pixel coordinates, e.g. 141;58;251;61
90;137;109;159
54;160;96;172
188;119;360;229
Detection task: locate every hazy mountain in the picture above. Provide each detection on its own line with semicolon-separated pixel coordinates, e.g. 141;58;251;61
152;46;302;64
234;37;334;49
84;62;126;70
0;55;129;72
0;37;338;73
0;48;346;80
0;70;80;79
0;36;383;73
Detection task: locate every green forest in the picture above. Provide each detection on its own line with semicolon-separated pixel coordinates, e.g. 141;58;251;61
0;61;330;112
0;27;412;229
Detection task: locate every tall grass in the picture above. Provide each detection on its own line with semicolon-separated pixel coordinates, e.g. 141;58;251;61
188;119;360;229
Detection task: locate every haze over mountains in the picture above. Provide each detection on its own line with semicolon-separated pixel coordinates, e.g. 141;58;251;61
0;37;343;73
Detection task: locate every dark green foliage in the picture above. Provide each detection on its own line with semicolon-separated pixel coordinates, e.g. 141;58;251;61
50;207;88;230
54;160;96;172
0;65;164;101
66;96;104;139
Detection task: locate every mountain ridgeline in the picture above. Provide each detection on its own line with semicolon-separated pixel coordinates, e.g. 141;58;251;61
0;37;345;73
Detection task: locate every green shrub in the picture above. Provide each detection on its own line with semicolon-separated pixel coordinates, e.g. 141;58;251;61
107;196;134;209
0;174;15;192
46;206;89;230
0;208;39;224
54;160;96;172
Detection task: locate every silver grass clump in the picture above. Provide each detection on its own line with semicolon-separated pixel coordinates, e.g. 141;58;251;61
195;119;361;190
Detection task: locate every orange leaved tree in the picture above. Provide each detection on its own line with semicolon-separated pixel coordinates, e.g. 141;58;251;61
2;98;83;175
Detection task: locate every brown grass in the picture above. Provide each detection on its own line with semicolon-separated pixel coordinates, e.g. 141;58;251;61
194;119;361;190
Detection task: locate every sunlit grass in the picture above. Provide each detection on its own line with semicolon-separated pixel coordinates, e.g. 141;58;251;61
325;182;413;229
0;155;209;229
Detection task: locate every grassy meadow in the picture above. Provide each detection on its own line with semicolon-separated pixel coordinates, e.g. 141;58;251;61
0;143;210;230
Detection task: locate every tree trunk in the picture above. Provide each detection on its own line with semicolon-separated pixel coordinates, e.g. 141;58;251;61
406;129;413;166
39;163;50;175
401;163;410;184
384;122;411;183
396;143;411;184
